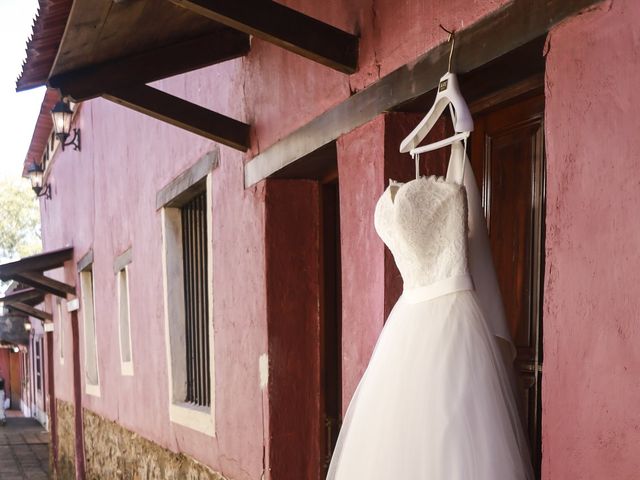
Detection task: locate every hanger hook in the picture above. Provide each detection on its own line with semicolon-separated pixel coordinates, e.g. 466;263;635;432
439;24;456;73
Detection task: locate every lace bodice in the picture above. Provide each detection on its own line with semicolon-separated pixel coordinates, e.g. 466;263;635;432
374;175;469;289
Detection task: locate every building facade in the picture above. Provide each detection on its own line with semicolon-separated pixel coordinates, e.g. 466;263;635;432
8;0;640;479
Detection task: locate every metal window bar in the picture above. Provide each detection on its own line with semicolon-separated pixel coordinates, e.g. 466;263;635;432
35;339;42;391
181;192;210;407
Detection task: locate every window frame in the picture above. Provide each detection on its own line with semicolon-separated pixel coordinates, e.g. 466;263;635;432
57;300;64;365
78;249;100;397
114;248;134;376
158;150;217;436
35;337;42;392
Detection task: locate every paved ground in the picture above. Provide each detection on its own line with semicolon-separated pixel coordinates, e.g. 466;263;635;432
0;414;49;480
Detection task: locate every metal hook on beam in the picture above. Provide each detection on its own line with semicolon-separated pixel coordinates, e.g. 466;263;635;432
439;24;456;73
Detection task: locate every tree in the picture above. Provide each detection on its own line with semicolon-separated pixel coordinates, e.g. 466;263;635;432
0;177;41;262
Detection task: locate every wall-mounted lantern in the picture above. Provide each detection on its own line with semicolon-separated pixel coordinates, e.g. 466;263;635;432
51;99;81;151
27;163;51;199
24;322;32;331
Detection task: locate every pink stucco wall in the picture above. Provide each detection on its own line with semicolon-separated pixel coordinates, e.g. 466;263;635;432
543;0;640;478
45;67;268;479
337;117;387;407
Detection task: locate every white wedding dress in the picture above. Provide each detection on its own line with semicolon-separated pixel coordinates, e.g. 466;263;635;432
327;142;534;479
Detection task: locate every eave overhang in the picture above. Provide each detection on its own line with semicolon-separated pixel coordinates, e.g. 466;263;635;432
0;247;75;320
16;0;74;92
18;0;359;153
22;87;60;177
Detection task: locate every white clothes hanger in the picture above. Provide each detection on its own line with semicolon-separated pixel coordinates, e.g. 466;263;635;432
399;29;473;157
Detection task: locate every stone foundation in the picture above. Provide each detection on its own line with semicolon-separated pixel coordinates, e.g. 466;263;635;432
82;409;227;480
56;399;76;480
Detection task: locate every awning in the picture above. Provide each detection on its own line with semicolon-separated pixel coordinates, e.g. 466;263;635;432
0;247;74;320
16;0;74;92
17;0;358;151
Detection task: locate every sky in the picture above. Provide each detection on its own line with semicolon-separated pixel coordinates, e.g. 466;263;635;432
0;0;45;182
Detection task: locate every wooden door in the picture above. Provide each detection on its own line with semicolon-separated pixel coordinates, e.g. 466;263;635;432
470;91;545;477
9;352;21;408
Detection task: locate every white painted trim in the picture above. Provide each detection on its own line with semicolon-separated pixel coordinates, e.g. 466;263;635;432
160;171;216;436
58;301;64;366
205;173;216;426
117;266;134;376
120;361;134;377
85;383;101;398
259;353;269;390
67;298;79;312
169;403;214;437
80;269;100;393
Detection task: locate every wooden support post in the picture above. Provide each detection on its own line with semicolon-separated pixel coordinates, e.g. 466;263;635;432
169;0;358;73
70;310;86;480
103;85;251;151
46;330;59;477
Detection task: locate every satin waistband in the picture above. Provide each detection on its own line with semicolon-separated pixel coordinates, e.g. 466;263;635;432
402;274;474;304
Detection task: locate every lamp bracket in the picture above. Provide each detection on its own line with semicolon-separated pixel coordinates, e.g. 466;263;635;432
59;128;81;151
35;184;52;200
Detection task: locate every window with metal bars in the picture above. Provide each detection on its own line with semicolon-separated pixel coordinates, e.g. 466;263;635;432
180;192;211;407
158;153;217;434
35;338;42;391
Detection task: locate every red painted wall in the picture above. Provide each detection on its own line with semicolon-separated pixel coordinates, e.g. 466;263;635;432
336;117;387;408
543;0;640;478
265;180;322;479
0;349;11;403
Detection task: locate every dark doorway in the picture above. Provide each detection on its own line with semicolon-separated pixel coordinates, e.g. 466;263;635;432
470;87;546;477
265;148;343;480
320;176;342;475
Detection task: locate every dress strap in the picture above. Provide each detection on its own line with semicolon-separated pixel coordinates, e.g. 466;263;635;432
445;140;467;185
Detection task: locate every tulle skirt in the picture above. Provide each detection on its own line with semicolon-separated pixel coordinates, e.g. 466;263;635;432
326;290;534;480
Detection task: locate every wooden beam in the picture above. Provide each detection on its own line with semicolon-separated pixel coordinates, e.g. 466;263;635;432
169;0;358;73
0;288;45;306
244;0;603;186
13;272;76;298
5;301;53;321
103;85;250;151
0;247;73;280
49;29;250;102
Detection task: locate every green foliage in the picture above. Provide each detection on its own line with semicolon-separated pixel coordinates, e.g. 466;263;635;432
0;177;41;262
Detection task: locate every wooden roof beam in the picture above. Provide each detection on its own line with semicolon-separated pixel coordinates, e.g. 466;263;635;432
5;301;52;321
169;0;359;73
0;247;73;279
13;272;76;298
49;28;250;102
103;84;250;151
0;288;45;306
